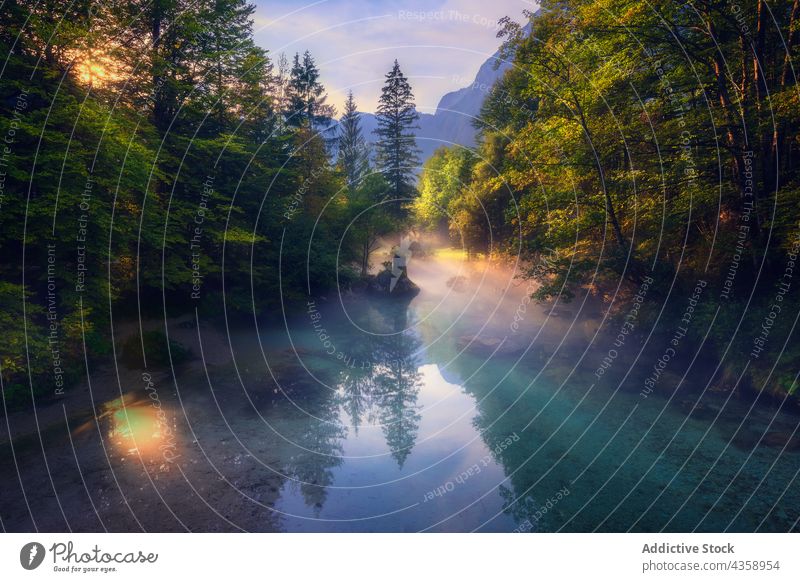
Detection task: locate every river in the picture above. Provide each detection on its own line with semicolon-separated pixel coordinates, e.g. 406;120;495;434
1;249;798;532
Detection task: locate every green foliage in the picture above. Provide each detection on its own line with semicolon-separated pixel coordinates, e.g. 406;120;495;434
337;91;369;187
0;0;409;403
435;0;800;395
375;60;420;210
414;146;476;230
286;50;335;130
343;173;397;277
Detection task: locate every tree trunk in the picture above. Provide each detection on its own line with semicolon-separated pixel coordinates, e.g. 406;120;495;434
574;102;627;251
151;1;164;128
752;0;776;198
709;21;759;231
775;0;800;181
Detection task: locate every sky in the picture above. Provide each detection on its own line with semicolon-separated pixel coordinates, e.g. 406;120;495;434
251;0;538;114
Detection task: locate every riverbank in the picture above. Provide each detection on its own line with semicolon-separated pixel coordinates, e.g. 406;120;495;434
3;250;799;532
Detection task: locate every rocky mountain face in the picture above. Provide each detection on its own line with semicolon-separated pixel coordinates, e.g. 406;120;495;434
416;49;514;158
354;39;515;168
334;22;531;172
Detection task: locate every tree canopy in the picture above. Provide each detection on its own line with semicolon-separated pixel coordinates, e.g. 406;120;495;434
0;0;415;406
416;0;800;397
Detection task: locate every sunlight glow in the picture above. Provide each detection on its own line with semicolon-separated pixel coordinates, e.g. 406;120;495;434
102;394;174;461
72;53;119;87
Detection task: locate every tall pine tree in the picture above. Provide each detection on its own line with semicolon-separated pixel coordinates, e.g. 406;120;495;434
201;0;257;129
337;91;369;187
375;60;420;205
286;50;335;130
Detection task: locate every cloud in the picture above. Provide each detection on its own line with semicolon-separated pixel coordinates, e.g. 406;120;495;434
251;0;536;113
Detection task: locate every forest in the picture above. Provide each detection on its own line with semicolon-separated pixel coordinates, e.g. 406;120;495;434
0;0;419;405
1;0;800;408
414;0;800;402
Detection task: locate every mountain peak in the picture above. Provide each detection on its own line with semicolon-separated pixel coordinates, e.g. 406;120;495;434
344;19;533;168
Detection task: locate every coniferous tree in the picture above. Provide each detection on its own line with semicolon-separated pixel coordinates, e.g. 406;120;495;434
147;0;193;130
337;91;369;187
286;50;335;130
375;60;420;205
201;0;257;129
235;45;276;141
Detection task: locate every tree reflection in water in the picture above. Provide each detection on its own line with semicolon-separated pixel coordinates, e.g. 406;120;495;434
279;392;346;512
265;356;346;513
275;298;424;514
336;299;422;468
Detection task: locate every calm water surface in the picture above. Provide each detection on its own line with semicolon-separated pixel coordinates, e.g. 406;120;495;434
1;252;798;531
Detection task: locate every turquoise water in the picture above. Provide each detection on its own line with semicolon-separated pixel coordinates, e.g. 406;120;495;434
226;253;800;532
1;252;798;532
